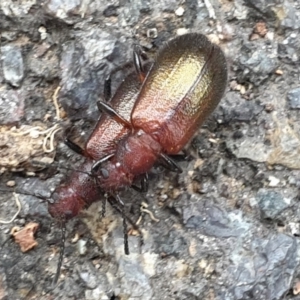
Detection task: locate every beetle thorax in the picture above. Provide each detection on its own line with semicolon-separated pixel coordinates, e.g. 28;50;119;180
99;130;162;192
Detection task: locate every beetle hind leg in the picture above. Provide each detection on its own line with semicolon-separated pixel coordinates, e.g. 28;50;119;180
159;153;183;173
131;173;149;193
133;45;148;82
97;101;132;128
52;220;67;287
91;153;114;175
64;138;86;156
103;75;112;102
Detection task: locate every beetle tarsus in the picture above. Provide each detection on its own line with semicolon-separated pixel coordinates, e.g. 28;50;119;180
64;138;85;156
97;101;132;128
104;75;112;101
133;45;147;82
131;173;149;193
159;153;183;173
92;154;114;174
101;196;107;218
52;220;66;287
121;209;129;255
107;194;144;254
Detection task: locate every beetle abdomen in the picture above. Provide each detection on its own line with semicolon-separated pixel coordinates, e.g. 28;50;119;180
131;33;227;154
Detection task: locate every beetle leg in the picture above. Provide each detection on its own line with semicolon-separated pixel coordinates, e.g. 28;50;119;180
92;182;135;255
91;153;114;173
131;173;149;193
64;126;86;156
133;45;149;82
52;220;66;287
103;75;112;102
168;150;191;162
108;193;129;255
101;196;107;217
64;138;85;156
159;153;183;173
97;101;132;128
107;194;144;254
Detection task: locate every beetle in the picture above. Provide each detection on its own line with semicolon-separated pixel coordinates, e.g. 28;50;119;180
50;32;227;222
48;33;227;283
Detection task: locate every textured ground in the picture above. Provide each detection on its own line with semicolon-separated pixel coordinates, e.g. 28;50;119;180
1;0;300;299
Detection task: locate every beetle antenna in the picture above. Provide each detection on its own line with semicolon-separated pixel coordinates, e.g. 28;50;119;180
113;194;129;254
31;159;92;177
0;189;48;202
52;219;66;287
101;195;107;217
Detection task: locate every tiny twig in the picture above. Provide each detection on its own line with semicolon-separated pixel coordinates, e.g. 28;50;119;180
9;126;51;137
137;202;160;224
135;215;143;226
43;124;61;153
52;86;62;120
204;0;216;19
0;193;21;224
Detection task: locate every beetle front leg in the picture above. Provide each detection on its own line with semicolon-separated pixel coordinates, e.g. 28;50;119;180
107;194;144;255
131;173;149;193
97;101;132;128
64;138;86;156
91;153;114;174
133;45;149;82
103;75;112;102
159;153;183;173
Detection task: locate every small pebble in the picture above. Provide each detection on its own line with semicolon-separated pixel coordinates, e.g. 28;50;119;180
77;239;87;255
268;176;280;187
177;28;189;36
175;6;185;17
147;28;158;38
6;180;16;187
